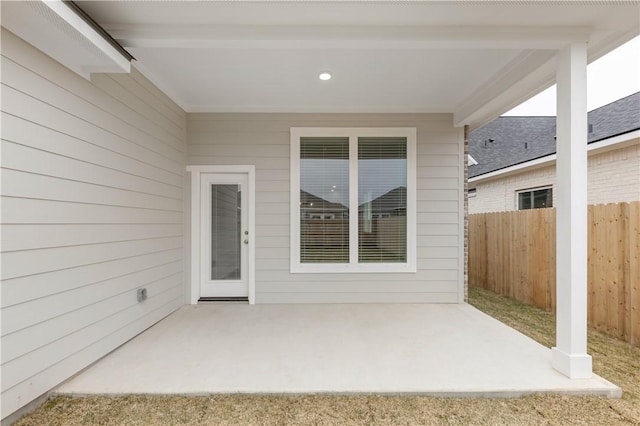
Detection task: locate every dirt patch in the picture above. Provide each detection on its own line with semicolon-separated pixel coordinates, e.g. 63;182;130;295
13;287;640;425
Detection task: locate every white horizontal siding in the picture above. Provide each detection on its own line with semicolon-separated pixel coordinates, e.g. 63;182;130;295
1;86;183;177
2;283;182;392
1;56;184;156
2;236;183;279
3;264;182;357
2;249;183;307
1;114;183;189
2;168;182;212
1;197;182;224
1;224;183;252
107;71;185;129
187;113;463;303
3;293;180;422
0;28;186;420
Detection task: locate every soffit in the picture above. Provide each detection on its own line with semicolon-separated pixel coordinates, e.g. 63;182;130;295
76;1;640;127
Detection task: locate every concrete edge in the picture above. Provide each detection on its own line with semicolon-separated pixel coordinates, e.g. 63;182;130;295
51;387;622;400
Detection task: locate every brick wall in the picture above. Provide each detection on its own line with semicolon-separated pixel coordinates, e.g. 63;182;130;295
588;143;640;205
469;142;640;214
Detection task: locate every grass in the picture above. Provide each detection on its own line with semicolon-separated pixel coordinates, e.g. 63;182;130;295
14;286;640;426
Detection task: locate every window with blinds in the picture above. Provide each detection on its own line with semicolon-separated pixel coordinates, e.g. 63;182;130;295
291;127;416;273
300;137;350;263
358;137;407;263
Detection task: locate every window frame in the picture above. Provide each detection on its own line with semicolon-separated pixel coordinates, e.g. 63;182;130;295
290;127;417;274
516;185;553;210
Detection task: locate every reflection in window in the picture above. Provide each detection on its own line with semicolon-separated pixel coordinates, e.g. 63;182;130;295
517;187;552;210
358;137;407;263
300;137;349;263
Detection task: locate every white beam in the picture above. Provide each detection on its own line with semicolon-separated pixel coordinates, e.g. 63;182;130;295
106;24;591;50
453;50;556;128
0;1;130;79
551;43;592;379
42;1;131;73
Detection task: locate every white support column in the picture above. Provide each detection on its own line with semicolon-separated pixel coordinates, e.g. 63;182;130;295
551;43;592;379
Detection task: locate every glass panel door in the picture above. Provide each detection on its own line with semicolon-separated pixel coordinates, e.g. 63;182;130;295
210;184;241;280
200;173;249;298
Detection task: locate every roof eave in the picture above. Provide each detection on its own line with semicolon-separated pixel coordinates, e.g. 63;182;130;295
455;28;640;130
469;129;640;183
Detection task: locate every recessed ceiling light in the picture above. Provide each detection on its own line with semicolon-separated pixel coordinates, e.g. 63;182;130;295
319;72;332;81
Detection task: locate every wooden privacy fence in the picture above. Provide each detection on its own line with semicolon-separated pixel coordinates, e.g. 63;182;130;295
469;202;640;347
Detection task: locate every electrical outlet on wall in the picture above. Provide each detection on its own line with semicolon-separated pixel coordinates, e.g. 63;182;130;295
137;288;148;302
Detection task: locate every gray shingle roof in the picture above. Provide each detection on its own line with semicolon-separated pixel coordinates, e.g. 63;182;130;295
469;91;640;178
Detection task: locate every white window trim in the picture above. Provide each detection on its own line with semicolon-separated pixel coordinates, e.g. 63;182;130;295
290;127;417;274
515;185;553;210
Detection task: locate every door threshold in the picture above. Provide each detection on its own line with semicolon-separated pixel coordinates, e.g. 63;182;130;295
198;297;249;303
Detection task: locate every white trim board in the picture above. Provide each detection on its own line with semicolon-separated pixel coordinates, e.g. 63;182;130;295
186;165;256;304
1;1;131;79
458;127;466;303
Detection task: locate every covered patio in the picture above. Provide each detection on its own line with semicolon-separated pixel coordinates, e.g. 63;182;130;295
3;2;639;422
56;303;619;397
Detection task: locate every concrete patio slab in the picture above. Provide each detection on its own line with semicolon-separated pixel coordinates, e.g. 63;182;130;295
55;303;620;397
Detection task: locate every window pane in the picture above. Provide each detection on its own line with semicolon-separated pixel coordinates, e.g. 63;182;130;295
518;192;532;210
300;137;349;263
358;137;407;263
533;188;552;208
211;184;241;280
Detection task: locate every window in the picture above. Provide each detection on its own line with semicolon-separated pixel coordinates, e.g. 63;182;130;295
299;137;350;264
517;187;552;210
291;128;416;273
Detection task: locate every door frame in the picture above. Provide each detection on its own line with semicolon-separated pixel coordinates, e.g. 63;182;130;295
187;165;256;304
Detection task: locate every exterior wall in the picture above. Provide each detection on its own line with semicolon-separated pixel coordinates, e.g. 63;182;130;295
1;29;186;420
187;113;464;304
469;142;640;213
588;143;640;205
470;165;556;213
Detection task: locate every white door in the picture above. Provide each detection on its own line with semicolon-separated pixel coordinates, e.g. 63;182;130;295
200;173;249;299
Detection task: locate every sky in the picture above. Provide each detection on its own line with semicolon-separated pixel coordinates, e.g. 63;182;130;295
504;35;640;116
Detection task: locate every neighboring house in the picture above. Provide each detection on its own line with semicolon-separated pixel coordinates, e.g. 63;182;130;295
1;1;638;422
469;92;640;213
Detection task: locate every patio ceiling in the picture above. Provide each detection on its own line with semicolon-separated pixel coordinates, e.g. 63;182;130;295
76;1;639;127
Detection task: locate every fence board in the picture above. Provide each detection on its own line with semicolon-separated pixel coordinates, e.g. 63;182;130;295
629;202;640;346
469;202;640;347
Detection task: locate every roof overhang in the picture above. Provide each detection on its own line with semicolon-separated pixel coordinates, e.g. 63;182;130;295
8;1;639;128
1;0;133;79
469;129;640;184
